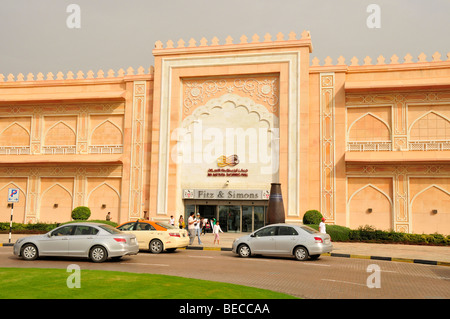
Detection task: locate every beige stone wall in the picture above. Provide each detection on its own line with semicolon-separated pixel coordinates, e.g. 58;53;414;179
1;32;449;234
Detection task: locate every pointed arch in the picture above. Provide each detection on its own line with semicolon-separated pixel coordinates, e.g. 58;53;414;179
87;181;121;221
44;121;76;145
347;183;392;206
0;182;27;223
0;122;30;146
40;183;73;200
409;111;450;140
90;120;123;145
39;183;73;223
348;112;391;141
87;182;121;202
410;184;450;206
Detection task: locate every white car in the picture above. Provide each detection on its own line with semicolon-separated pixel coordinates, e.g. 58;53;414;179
232;223;333;261
13;222;139;263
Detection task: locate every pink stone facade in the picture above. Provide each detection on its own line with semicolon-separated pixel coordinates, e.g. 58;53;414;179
1;31;449;235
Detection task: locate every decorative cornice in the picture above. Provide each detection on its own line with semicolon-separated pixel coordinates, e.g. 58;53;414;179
311;52;450;70
153;30;313;55
0;66;154;85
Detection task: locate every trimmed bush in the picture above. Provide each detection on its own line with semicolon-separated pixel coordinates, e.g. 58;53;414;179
302;210;323;225
308;224;352;242
71;206;91;220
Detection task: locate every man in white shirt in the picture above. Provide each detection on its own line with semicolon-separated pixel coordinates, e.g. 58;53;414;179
194;213;203;245
319;217;326;234
188;212;196;245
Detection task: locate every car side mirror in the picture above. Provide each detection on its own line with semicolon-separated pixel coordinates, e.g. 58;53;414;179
47;233;52;238
250;233;256;237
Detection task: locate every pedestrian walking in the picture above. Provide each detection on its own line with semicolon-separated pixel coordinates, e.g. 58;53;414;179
195;213;202;244
169;215;175;226
213;221;223;245
188;212;196;245
106;212;111;222
202;217;208;235
178;215;185;229
319;217;326;234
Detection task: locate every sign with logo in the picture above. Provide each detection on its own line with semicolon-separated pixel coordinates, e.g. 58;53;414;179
208;155;248;177
183;189;270;201
8;188;19;203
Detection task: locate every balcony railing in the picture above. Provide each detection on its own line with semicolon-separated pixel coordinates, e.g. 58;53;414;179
408;140;450;151
347;141;392;152
42;146;77;155
0;146;31;155
88;145;123;154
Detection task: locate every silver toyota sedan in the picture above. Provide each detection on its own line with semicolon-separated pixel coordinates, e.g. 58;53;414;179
232;223;333;261
13;222;139;263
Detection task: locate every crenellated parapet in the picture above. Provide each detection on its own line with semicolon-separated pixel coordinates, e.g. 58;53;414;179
311;52;450;68
153;30;313;55
0;66;154;84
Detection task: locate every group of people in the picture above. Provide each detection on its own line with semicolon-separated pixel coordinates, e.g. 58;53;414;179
170;212;223;245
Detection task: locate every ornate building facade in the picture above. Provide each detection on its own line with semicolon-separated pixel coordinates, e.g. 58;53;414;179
1;31;449;234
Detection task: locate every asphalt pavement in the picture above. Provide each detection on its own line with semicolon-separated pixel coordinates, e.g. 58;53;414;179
1;231;449;266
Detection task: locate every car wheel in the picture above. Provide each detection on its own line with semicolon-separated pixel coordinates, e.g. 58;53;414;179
90;246;108;263
21;244;38;261
238;244;251;258
294;246;309;261
149;239;163;254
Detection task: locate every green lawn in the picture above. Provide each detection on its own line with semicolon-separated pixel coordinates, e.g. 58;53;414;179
0;267;297;299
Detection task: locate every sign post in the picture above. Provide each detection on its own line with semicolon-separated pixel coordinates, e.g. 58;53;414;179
7;188;19;244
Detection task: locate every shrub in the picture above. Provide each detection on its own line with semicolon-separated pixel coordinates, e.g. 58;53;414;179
308;224;351;241
303;210;323;225
71;206;91;220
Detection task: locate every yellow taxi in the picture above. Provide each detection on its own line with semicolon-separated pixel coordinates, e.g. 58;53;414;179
117;220;189;253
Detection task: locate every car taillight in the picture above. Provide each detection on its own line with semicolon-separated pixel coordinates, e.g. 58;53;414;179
169;233;180;237
314;237;323;244
114;238;126;243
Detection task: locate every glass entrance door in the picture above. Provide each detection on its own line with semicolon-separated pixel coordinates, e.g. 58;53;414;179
218;205;240;232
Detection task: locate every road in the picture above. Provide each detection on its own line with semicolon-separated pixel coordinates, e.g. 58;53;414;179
0;246;449;299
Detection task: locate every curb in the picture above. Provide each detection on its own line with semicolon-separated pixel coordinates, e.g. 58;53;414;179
323;252;450;267
2;243;448;267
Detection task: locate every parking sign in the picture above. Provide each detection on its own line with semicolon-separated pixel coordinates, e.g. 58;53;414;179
8;188;19;203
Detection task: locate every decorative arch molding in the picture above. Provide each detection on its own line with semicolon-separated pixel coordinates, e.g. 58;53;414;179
347;183;393;206
0;182;26;196
87;182;121;203
44;121;77;145
408;110;450;135
0;122;31;137
40;183;73;200
181;93;278;131
410;184;450;206
90;119;123;144
347;112;391;139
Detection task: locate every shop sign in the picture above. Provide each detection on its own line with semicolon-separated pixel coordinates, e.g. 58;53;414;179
183;189;270;200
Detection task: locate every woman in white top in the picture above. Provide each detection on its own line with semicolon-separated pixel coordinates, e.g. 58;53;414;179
213;221;223;245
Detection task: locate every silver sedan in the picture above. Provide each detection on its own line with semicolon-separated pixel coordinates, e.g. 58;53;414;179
232;223;333;261
13;222;139;263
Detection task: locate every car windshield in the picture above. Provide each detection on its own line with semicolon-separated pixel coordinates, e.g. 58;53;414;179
299;225;319;234
99;224;122;234
156;222;178;229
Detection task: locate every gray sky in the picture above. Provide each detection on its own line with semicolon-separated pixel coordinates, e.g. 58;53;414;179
0;0;449;76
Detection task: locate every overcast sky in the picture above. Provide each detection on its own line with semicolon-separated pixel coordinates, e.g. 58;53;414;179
0;0;448;76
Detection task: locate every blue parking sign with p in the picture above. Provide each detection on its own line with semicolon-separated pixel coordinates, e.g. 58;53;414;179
8;188;19;203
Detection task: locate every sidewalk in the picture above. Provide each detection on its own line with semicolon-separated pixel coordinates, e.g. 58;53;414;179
2;232;449;266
